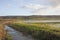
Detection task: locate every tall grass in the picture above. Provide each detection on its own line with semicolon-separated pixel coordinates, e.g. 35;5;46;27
0;25;6;40
7;22;60;40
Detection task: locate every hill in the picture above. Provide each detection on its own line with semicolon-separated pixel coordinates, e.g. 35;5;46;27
0;15;60;20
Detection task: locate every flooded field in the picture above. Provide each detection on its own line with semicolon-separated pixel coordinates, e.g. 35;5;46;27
24;20;60;23
1;20;60;40
4;25;33;40
6;21;60;40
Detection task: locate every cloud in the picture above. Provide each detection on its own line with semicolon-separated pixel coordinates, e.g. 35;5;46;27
21;4;47;10
28;0;60;6
31;0;60;15
20;0;60;15
33;5;60;15
37;0;60;6
46;0;60;6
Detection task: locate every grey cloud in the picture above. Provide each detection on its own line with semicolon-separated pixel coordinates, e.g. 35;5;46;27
46;0;60;6
32;7;48;13
34;0;60;6
21;0;60;15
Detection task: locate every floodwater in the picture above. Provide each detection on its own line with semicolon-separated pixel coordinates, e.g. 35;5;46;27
4;20;60;40
4;25;33;40
24;20;60;23
54;24;60;27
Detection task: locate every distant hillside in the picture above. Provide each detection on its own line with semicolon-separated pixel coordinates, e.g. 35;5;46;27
0;15;60;20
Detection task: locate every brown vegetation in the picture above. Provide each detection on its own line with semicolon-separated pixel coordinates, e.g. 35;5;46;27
0;25;6;40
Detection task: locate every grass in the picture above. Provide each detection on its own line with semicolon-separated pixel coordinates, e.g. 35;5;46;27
5;33;12;40
7;22;60;40
0;25;6;40
0;24;12;40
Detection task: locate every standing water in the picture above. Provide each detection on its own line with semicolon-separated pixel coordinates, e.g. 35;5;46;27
4;25;33;40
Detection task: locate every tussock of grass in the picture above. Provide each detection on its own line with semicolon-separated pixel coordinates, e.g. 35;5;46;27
7;22;60;40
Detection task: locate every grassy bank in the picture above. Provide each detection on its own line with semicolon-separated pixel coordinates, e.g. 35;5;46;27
5;33;12;40
7;22;60;40
0;25;6;40
0;24;12;40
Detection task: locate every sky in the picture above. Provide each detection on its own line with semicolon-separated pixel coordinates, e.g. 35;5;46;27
0;0;60;16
